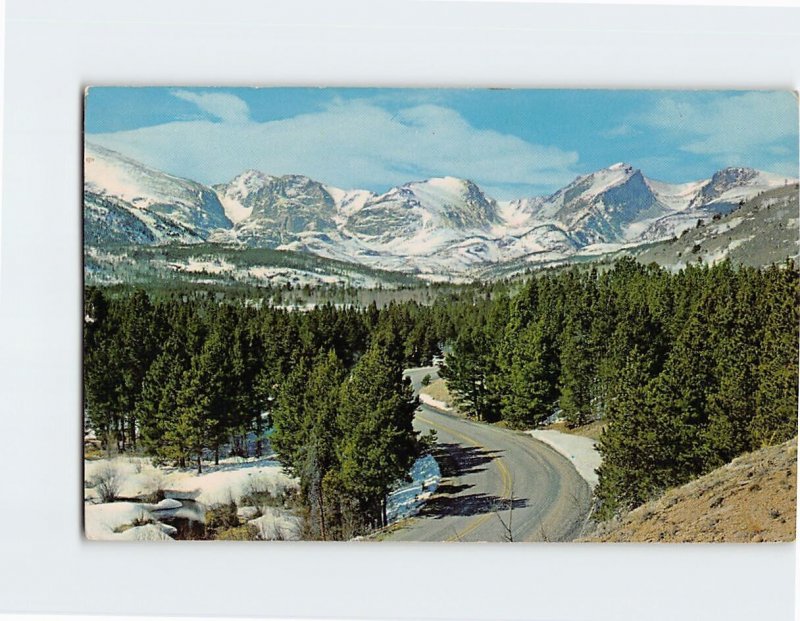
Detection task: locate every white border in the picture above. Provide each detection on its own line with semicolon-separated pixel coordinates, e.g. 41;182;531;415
1;1;797;620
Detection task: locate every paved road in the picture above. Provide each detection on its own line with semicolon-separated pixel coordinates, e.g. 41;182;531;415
385;367;592;542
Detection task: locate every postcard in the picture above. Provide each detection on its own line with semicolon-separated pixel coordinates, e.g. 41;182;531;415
83;87;798;542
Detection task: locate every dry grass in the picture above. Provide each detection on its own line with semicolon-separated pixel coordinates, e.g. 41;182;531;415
547;419;607;441
420;378;452;404
583;438;797;543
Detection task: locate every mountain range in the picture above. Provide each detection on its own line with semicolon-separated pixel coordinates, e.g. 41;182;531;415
83;142;797;283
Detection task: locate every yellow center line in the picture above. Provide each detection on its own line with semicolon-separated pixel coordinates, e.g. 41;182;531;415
418;413;513;542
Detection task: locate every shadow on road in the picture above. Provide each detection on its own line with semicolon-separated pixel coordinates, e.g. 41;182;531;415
421;442;528;519
435;442;501;477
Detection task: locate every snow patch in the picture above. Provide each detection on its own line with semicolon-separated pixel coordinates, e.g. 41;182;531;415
248;507;302;540
84;502;156;540
419;393;452;412
386;454;442;523
164;458;298;507
527;429;601;489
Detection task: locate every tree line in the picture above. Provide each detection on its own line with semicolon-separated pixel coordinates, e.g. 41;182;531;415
440;258;799;517
83;290;448;537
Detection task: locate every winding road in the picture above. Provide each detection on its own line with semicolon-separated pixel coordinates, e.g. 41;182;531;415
385;367;593;542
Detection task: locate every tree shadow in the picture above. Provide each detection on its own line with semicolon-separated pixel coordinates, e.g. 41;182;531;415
432;442;503;477
422;442;528;519
420;492;527;519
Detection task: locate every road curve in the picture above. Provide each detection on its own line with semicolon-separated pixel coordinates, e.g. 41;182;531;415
385;367;593;543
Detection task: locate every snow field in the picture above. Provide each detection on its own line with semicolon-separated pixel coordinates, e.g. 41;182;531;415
84;456;300;540
527;429;602;489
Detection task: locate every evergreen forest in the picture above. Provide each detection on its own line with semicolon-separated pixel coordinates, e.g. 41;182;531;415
84;258;799;535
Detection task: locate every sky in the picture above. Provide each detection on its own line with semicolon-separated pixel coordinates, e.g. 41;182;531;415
85;87;799;200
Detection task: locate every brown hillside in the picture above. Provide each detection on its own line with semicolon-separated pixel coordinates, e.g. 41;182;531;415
583;439;797;543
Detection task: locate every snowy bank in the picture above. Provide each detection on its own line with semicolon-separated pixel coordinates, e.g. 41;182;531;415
84;456;298;506
527;429;601;489
164;458;298;506
248;507;302;541
84;456;301;540
419;393;452;412
85;502;149;539
386;454;441;523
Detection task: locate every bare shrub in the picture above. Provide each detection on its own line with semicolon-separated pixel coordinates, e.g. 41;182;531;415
144;469;166;503
241;477;283;516
92;464;122;502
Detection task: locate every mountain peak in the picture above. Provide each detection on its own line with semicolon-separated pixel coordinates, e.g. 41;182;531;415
226;168;272;189
608;162;635;172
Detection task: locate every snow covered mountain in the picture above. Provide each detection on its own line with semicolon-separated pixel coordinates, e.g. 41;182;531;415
84;143;232;244
83;143;796;282
213;172;339;246
520;163;664;245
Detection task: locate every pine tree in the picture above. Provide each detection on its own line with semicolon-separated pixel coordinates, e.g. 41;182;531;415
137;334;189;463
338;344;419;530
301;350;346;539
751;264;799;446
270;358;312;473
500;318;558;428
558;307;596;428
596;348;661;517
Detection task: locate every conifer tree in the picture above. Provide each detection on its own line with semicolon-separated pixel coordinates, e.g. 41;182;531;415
338;344;419;529
301;350;346;539
751;264;799;446
500;318;558;428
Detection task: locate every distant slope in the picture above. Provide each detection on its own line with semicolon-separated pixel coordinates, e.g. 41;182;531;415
84;243;425;290
583;439;797;543
635;185;799;269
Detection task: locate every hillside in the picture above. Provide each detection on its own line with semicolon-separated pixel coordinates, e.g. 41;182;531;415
635;185;799;269
583;439;797;543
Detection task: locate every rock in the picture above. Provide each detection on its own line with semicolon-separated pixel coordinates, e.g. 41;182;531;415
237;506;259;520
153;498;183;510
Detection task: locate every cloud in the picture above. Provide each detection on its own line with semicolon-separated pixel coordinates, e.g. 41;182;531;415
639;91;797;161
172;89;250;123
600;123;636;138
87;97;579;198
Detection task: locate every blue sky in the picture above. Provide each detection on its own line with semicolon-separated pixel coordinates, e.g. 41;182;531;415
85;87;798;199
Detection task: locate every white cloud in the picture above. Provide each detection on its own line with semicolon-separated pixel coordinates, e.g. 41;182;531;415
640;91;797;158
87;97;579;199
600;123;636;138
172;89;250;123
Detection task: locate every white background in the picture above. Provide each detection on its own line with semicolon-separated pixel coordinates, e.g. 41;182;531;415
0;1;798;620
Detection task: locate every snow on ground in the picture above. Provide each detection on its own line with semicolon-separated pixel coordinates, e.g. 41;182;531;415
419;393;452;412
584;163;635;198
178;258;236;274
527;429;601;489
495;198;540;229
647;178;707;211
116;524;176;541
704;236;753;265
84;455;300;540
386;454;441;523
84;501;155;540
84;456;167;501
248;507;302;541
217;192;253;224
165;458;297;506
84;455;297;506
